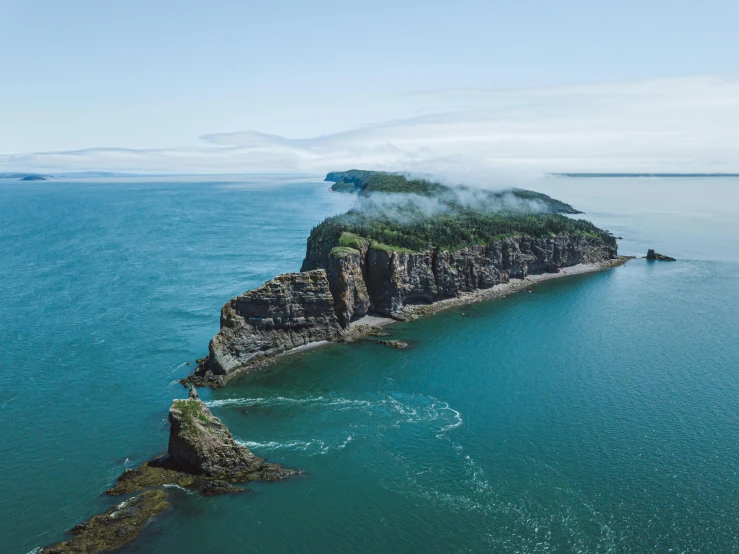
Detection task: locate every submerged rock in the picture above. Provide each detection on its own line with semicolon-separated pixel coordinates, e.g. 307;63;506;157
646;249;676;261
376;339;409;349
40;489;170;554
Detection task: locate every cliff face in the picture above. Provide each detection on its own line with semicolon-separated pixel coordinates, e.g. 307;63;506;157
204;270;342;378
304;234;616;319
195;233;615;382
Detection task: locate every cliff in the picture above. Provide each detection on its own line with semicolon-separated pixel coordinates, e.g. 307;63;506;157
187;171;620;386
304;232;616;321
198;270;342;383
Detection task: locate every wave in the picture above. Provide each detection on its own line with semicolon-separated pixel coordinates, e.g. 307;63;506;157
206;395;372;410
208;394;461;426
235;437;353;456
219;392;464;461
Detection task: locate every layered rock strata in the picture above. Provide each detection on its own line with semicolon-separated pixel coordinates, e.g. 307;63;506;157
198;270;341;384
309;234;617;320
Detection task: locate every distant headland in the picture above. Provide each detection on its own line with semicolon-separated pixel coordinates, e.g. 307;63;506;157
554;173;739;178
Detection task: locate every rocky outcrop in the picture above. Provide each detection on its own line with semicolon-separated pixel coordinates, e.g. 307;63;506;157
41;490;170;554
193;270;342;383
167;386;261;477
646;249;676;261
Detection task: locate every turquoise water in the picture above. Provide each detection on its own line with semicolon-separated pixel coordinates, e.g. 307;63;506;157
1;175;738;552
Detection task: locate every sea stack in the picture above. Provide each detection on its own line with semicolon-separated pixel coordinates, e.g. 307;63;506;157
167;386;263;477
646;249;676;261
107;387;296;495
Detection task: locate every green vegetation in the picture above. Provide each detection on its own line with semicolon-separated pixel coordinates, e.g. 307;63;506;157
337;232;369;249
312;170;615;253
175;399;209;425
329;246;360;257
326;170;581;213
311;211;614;253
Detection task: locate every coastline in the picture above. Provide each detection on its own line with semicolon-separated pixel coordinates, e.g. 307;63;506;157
193;256;631;387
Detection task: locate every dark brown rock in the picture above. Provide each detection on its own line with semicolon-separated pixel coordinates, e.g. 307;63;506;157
201;270;342;378
376;339;409;349
646;249;676;261
40;489;170;554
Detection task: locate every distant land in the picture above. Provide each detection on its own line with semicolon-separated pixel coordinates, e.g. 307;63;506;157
2;171;738;181
0;173;49;180
0;171;138;180
554;173;739;178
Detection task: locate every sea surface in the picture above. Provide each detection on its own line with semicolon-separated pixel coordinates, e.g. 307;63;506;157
1;175;738;553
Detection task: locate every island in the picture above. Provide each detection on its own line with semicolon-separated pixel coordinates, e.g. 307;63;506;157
0;172;49;180
186;170;628;387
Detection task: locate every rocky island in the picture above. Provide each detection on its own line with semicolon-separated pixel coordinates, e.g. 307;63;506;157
41;387;296;553
187;170;628;387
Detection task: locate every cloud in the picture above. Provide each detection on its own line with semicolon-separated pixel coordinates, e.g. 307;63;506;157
3;76;739;174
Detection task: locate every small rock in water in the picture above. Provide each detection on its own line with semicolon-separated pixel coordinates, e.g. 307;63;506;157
376;339;409;349
645;249;676;261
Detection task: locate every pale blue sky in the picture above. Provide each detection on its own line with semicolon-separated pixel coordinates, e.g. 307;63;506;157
1;1;738;172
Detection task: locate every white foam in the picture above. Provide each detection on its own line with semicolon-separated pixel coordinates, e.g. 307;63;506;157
206;395;372;410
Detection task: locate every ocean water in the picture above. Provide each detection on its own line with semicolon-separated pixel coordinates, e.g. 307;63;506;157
1;175;738;553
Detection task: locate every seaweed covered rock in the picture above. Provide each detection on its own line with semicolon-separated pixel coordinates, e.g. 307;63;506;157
40;490;170;554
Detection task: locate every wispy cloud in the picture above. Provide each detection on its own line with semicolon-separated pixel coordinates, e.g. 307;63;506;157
3;76;739;174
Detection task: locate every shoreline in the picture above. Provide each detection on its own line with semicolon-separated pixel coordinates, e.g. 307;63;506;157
187;256;631;387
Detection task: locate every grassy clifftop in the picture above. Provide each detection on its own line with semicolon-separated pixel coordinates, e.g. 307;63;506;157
314;170;615;253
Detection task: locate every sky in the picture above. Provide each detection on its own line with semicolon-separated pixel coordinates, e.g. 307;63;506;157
1;0;738;174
